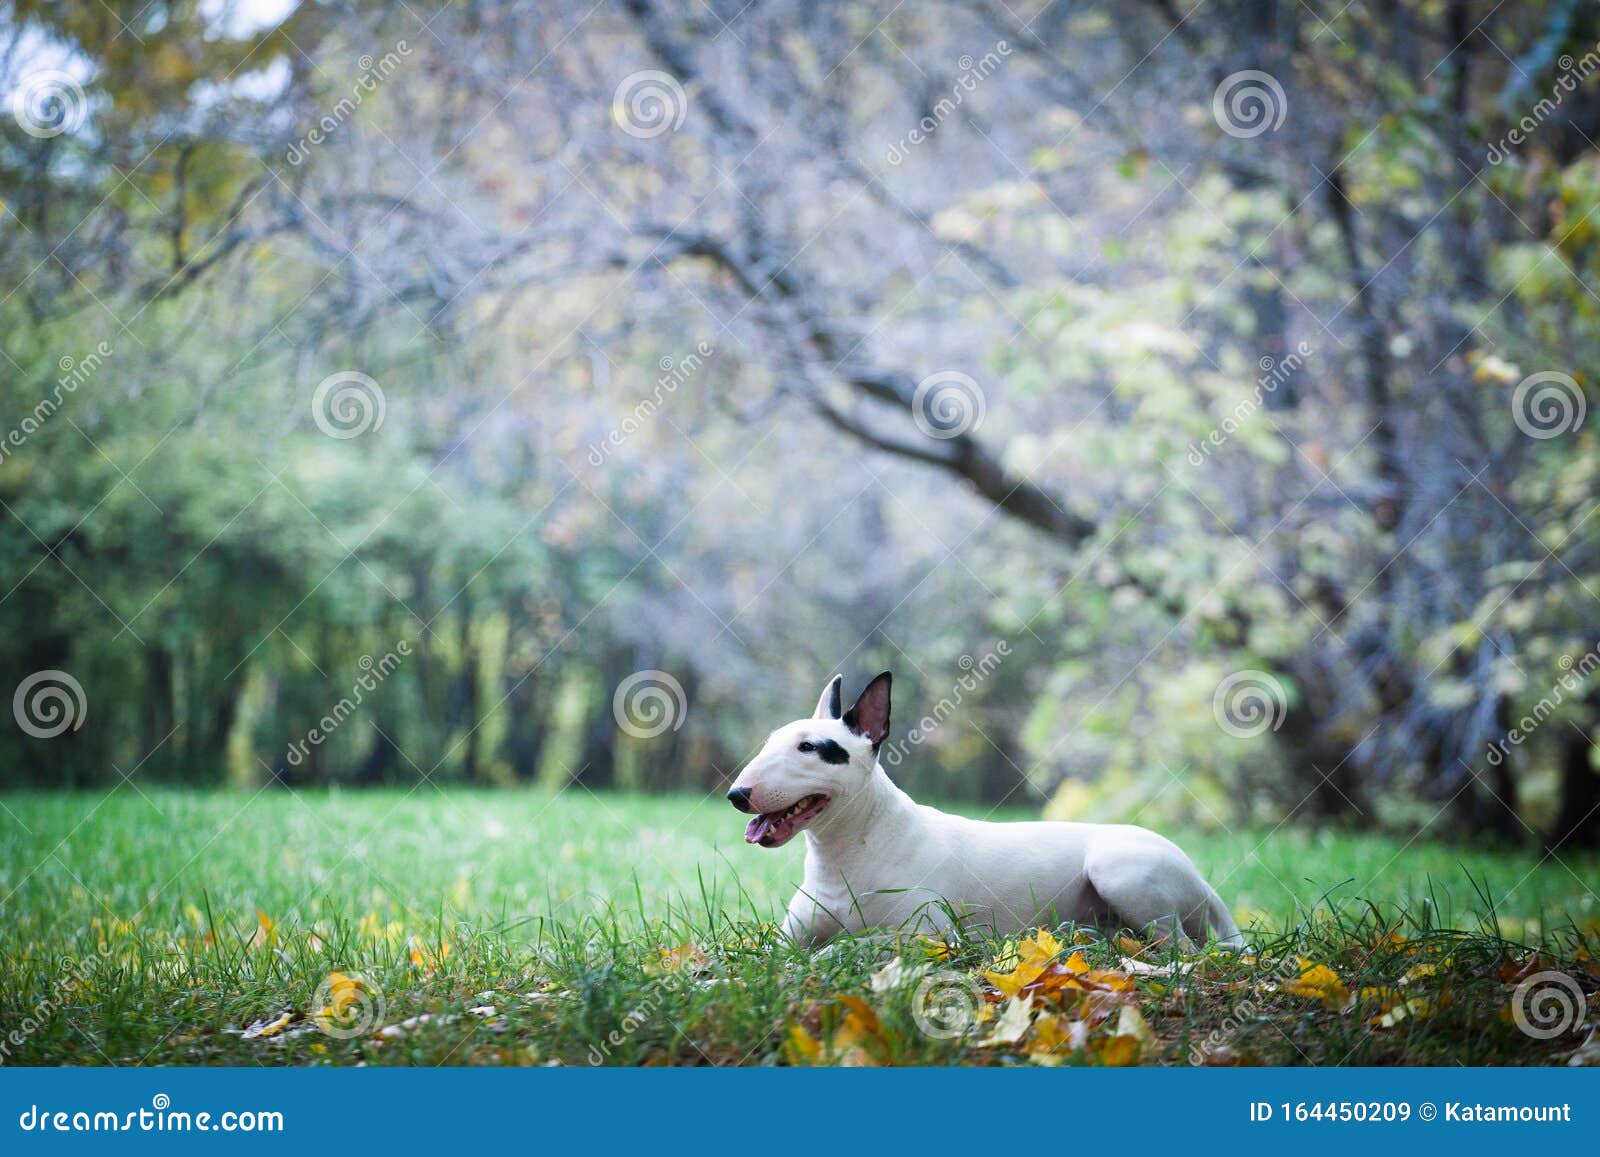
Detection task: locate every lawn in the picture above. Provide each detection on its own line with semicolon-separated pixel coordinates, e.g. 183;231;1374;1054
1;788;1596;1066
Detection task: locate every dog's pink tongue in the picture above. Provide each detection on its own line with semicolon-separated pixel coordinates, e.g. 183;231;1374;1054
745;814;775;844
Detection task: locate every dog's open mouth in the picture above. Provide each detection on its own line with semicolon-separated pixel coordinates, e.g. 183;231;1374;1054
744;793;830;848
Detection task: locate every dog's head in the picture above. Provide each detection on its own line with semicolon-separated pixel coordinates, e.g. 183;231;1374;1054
725;671;892;848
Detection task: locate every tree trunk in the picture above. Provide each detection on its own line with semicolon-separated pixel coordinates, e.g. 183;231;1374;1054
1551;702;1600;851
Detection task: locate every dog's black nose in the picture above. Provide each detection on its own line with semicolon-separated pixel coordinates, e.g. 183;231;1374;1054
726;786;755;813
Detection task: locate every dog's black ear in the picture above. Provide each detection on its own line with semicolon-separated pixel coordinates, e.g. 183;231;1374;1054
842;671;892;747
813;674;844;720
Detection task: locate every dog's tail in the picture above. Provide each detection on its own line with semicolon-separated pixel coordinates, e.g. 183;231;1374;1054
1204;885;1247;951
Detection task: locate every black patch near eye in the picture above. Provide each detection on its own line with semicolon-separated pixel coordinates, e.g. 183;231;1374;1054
797;741;815;753
813;739;850;765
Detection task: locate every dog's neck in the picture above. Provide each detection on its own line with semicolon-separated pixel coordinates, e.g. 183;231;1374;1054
803;757;920;865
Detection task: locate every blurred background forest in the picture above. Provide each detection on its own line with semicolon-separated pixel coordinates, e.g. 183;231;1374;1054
1;0;1597;849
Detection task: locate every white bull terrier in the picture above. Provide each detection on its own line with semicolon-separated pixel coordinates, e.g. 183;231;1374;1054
727;672;1245;949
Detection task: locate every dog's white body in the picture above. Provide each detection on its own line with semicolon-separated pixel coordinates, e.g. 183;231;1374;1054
728;673;1244;949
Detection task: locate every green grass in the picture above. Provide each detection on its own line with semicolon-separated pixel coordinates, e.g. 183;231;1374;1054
1;789;1596;1066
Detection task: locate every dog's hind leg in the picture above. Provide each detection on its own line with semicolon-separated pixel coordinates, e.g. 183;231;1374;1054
1083;840;1240;949
1200;884;1246;949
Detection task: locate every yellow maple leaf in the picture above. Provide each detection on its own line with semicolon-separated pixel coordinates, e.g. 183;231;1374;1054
326;971;363;1015
1370;990;1445;1029
920;937;957;962
1115;1005;1157;1053
980;996;1035;1047
1029;928;1065;959
311;972;372;1034
983;929;1067;997
409;937;452;975
1027;1013;1088;1065
786;995;892;1066
1402;958;1450;984
241;1009;295;1040
1090;1033;1141;1066
785;1024;823;1065
826;995;886;1067
646;942;708;976
1287;960;1349;1009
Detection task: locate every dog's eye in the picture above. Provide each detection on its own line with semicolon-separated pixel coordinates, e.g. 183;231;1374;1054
797;741;815;754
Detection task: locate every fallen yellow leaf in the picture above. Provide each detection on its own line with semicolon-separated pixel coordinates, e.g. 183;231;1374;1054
1090;1033;1141;1066
786;1024;823;1065
241;1009;294;1040
1287;960;1349;1009
1028;1013;1088;1064
980;997;1034;1047
1114;1005;1157;1053
409;937;452;976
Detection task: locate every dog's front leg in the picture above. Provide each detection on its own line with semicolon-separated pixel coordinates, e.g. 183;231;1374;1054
780;890;847;948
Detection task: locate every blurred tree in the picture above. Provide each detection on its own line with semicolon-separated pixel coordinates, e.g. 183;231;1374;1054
1;0;1595;848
